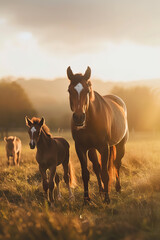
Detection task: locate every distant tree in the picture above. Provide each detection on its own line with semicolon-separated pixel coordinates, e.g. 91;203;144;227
0;81;37;136
111;86;159;131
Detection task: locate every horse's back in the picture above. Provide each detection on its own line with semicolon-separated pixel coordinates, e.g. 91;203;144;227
53;137;70;149
53;137;70;165
103;94;129;146
104;94;127;116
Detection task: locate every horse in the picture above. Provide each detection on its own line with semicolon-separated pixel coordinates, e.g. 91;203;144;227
25;116;75;206
67;66;129;204
4;136;21;166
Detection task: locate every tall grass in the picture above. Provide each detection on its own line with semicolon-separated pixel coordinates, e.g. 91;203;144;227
0;131;160;240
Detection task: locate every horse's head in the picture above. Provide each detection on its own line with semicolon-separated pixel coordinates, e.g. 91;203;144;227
67;66;95;127
4;136;16;150
25;116;45;149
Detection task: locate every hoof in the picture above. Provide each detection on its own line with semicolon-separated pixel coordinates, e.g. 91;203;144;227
103;194;110;204
84;197;91;205
69;195;75;202
57;193;62;201
50;202;55;210
115;183;121;193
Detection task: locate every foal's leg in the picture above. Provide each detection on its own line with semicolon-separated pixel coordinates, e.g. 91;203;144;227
48;166;56;206
39;165;48;199
88;148;103;193
114;139;125;192
17;151;20;166
75;144;90;202
99;145;110;204
13;153;17;166
55;173;62;200
62;161;74;201
7;154;10;166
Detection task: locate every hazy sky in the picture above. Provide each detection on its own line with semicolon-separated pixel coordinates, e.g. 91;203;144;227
0;0;160;81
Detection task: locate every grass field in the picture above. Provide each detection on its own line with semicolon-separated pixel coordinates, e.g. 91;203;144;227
0;130;160;240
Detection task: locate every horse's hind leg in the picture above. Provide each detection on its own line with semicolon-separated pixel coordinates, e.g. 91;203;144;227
88;148;103;194
114;138;125;193
55;173;62;200
99;145;110;204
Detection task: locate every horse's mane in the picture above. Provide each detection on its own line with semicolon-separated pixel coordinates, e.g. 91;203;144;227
31;117;52;138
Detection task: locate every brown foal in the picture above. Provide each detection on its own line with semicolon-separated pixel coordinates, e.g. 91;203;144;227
25;116;74;206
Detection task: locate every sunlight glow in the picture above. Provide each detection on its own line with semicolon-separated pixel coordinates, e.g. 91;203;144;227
17;32;33;41
0;35;160;81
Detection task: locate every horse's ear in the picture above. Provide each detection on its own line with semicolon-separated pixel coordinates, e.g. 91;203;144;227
67;66;74;81
25;116;32;127
4;137;8;142
84;66;91;81
39;117;45;127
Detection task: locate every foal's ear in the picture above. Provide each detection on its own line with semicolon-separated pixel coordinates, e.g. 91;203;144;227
84;66;91;81
67;66;74;81
39;117;45;127
25;116;32;127
4;137;8;142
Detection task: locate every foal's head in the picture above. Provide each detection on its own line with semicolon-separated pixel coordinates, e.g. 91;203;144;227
67;66;95;127
25;117;45;149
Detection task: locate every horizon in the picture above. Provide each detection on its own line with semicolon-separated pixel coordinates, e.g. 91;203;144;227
1;1;160;82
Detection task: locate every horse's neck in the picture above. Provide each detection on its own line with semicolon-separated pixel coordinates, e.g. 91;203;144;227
87;92;101;121
86;92;110;129
37;130;50;150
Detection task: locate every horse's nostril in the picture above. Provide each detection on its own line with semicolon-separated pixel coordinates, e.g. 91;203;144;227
29;142;35;149
73;113;78;122
81;113;85;122
73;113;85;126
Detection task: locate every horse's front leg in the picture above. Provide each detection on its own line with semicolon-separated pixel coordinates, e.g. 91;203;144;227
39;165;49;199
7;154;10;166
49;165;56;206
75;144;90;202
13;153;17;166
88;148;103;194
99;144;110;204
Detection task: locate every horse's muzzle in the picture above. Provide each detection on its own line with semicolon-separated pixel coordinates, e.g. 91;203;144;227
29;142;35;149
73;113;86;126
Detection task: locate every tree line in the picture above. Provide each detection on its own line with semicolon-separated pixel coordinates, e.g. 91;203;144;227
0;81;36;137
0;81;159;137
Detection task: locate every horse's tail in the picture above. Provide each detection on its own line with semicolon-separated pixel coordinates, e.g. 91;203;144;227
108;145;117;192
69;161;77;188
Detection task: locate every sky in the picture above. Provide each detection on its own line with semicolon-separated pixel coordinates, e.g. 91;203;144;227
0;0;160;81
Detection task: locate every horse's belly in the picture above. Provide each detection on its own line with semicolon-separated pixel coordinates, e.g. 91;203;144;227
109;116;128;146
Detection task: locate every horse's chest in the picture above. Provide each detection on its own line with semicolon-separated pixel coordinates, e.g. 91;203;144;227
36;151;56;167
73;130;106;149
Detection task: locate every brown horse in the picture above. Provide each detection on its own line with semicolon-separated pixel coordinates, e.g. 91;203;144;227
25;117;75;206
4;136;21;166
67;66;129;204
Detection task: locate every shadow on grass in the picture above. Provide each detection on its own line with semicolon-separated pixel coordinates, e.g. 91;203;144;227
27;171;41;185
0;190;24;204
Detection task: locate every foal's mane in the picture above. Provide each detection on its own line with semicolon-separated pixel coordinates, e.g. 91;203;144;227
31;117;52;138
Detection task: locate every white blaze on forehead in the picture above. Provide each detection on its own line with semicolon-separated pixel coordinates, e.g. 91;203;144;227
74;83;84;97
31;126;36;134
30;126;36;143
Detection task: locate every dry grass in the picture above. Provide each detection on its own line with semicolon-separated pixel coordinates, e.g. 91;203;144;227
0;131;160;240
